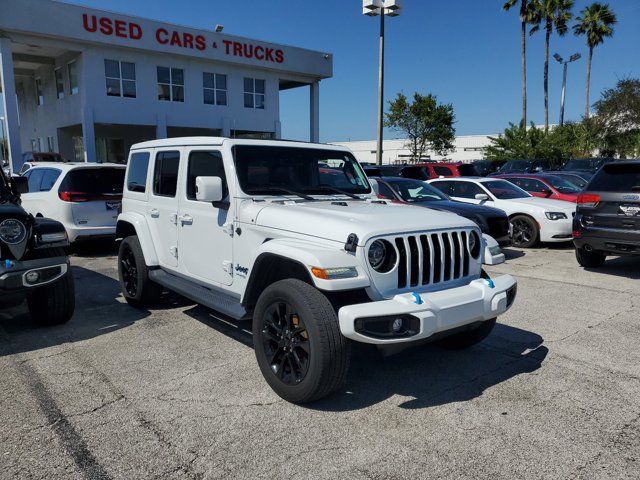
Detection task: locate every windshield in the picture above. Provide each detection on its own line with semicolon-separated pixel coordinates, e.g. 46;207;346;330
543;175;581;194
482;180;530;199
233;145;370;196
386;179;447;202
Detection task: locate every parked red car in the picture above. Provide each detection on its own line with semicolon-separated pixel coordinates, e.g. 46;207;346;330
415;162;479;179
494;173;581;202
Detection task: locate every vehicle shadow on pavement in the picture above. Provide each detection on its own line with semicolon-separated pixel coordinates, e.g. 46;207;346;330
585;256;640;280
502;248;526;260
67;239;119;258
0;266;151;357
313;323;548;411
185;305;548;411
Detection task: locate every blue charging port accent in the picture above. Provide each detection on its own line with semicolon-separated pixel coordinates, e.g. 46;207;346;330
5;260;14;269
412;292;423;305
485;279;495;289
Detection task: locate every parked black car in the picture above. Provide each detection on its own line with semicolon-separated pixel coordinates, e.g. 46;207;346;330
573;161;640;267
562;158;614;174
0;168;75;324
490;159;553;175
372;177;512;246
473;160;506;177
364;164;431;180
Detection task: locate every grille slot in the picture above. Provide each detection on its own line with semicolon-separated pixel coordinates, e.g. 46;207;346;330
389;230;475;290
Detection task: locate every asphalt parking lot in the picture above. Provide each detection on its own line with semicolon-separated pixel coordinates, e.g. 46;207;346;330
1;243;639;479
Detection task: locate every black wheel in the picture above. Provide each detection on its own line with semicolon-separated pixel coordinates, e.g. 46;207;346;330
510;215;539;248
437;318;497;350
253;279;350;404
26;248;75;326
575;247;606;268
118;236;162;308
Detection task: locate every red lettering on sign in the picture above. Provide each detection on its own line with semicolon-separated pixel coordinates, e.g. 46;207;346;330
195;35;206;51
130;23;142;40
233;42;243;57
99;17;113;35
243;44;254;59
182;33;194;49
254;46;264;60
264;48;274;62
114;20;127;38
170;31;183;47
275;49;284;64
156;28;169;44
83;14;97;32
222;40;233;54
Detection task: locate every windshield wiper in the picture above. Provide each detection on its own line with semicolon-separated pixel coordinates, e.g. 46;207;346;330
306;185;364;200
247;186;315;201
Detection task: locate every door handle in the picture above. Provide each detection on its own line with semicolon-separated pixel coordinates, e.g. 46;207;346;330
149;208;160;218
178;214;193;225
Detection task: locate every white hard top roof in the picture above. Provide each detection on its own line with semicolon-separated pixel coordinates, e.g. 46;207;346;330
130;137;352;151
26;162;125;170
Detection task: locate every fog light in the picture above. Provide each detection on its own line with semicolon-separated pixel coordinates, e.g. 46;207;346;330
391;318;403;332
25;271;41;285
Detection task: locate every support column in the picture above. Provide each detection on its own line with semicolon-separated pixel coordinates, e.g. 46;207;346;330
221;117;231;138
310;81;320;143
81;106;96;162
156;113;167;139
0;38;23;174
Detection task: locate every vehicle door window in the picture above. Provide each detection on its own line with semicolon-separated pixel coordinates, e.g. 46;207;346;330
153;151;180;197
451;182;485;199
527;179;549;193
431;181;455;196
127;152;150;193
27;169;45;192
40;169;61;191
507;177;526;189
377;182;396;200
433;166;453;177
20;163;31;175
186;151;228;200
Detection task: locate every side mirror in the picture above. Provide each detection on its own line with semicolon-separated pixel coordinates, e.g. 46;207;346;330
13;176;29;195
196;176;223;202
475;193;489;201
542;189;553;197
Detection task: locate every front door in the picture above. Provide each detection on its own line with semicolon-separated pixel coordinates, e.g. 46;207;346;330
147;149;181;268
177;149;233;286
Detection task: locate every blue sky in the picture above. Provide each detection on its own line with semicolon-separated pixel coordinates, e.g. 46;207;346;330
3;0;640;142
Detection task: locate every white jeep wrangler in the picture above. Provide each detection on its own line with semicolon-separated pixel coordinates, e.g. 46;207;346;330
116;138;517;403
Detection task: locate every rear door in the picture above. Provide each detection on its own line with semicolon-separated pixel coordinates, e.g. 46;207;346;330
59;167;125;227
583;163;640;231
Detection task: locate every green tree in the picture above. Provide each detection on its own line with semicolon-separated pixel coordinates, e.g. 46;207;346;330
573;3;617;118
485;123;570;166
504;0;537;127
529;0;574;131
385;92;455;162
594;78;640;158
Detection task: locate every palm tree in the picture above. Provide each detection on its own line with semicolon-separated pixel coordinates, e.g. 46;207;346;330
529;0;574;131
503;0;536;128
573;3;617;118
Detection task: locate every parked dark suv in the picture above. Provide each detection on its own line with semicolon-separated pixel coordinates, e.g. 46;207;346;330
0;168;75;324
573;161;640;267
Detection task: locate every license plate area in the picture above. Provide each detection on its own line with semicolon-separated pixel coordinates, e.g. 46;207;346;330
106;201;122;213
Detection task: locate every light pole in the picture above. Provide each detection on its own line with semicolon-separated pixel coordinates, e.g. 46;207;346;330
363;0;402;166
553;52;581;126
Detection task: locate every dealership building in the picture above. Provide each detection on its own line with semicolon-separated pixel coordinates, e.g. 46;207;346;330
0;0;332;172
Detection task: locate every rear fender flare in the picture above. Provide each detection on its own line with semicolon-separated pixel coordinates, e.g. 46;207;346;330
116;212;159;266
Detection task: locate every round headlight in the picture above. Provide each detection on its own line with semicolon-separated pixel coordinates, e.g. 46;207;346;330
0;219;27;245
468;230;481;259
368;239;396;273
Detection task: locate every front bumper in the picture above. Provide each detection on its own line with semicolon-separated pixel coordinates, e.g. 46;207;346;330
338;274;517;344
0;256;69;294
539;218;573;243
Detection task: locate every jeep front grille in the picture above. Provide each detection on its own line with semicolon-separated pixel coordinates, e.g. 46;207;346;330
393;230;473;289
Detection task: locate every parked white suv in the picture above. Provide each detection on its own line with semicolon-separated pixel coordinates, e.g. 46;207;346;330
19;163;125;242
116;138;517;403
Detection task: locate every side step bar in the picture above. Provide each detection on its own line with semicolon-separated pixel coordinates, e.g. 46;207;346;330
149;269;247;320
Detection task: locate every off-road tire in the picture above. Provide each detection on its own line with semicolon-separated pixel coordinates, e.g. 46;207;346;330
575;247;606;268
26;248;75;326
437;318;497;350
253;279;350;404
118;236;162;308
510;215;539;248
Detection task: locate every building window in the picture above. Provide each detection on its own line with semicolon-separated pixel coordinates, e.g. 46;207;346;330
54;68;65;99
104;60;137;98
30;139;38;152
157;67;184;102
37;138;46;153
47;136;55;152
68;60;78;95
35;78;44;106
203;73;227;106
243;78;265;109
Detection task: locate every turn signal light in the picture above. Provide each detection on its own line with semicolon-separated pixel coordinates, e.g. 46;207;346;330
311;267;358;280
577;193;601;207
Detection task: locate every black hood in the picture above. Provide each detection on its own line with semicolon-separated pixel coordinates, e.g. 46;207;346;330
414;200;506;218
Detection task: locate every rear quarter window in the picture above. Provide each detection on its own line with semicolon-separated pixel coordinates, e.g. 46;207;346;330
588;164;640;192
127;152;150;193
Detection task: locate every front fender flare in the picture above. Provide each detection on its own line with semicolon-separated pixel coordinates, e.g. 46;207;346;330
249;238;371;292
117;212;159;266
